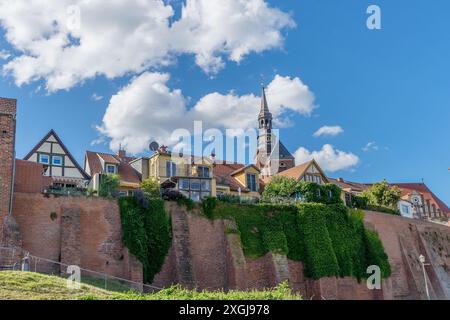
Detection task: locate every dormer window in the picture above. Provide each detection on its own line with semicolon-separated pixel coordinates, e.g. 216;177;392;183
106;164;117;174
246;173;258;192
197;166;210;178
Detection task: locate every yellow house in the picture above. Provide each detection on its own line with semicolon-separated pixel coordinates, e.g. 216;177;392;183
130;146;216;201
213;163;262;200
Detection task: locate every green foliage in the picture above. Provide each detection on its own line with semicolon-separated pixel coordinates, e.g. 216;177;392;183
99;174;120;198
364;230;392;278
261;176;298;201
118;197;171;283
362;181;401;208
262;176;343;205
0;272;301;300
201;196;217;219
217;194;241;203
140;177;161;198
119;281;300;300
210;202;391;281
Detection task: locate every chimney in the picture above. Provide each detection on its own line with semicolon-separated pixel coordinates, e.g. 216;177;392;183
117;145;126;159
337;177;344;182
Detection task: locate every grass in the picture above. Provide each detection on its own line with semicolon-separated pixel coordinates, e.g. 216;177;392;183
0;271;301;300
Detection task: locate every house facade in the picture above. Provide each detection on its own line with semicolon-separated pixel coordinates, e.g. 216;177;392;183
130;146;216;201
84;149;141;196
24;129;89;188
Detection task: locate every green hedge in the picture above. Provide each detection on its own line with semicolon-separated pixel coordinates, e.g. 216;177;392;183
211;202;391;281
118;197;171;283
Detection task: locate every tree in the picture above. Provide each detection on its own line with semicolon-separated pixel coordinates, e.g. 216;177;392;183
140;177;161;198
262;176;298;201
362;180;401;208
98;174;120;198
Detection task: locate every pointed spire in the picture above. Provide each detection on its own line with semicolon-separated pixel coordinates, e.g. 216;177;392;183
259;80;272;119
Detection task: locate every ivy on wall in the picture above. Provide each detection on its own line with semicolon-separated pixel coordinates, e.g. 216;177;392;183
119;197;171;283
209;202;391;281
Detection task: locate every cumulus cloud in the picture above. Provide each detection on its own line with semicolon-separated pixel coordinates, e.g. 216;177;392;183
0;0;294;91
294;144;360;172
313;125;344;137
97;73;315;153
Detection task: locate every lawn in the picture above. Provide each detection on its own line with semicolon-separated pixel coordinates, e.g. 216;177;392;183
0;271;301;300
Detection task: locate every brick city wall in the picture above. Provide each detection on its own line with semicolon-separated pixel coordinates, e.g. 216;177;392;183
11;192;142;282
14;160;52;193
153;205;450;300
0;98;17;239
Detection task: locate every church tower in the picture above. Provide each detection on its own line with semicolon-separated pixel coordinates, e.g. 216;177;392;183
255;82;295;178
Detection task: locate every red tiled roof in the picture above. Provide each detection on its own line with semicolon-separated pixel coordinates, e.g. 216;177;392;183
328;178;370;193
85;151;141;185
392;183;450;214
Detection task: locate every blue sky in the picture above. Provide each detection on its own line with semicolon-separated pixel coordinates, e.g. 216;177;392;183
0;0;449;205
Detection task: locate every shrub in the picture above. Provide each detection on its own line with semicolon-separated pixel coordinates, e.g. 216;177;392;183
262;177;343;205
201;196;217;219
140;177;161;198
362;181;401;208
99;174;120;198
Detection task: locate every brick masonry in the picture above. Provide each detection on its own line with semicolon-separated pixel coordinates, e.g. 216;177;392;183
153;205;450;300
11;192;142;282
0;98;19;252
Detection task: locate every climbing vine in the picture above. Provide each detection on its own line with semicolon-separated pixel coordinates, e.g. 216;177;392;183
210;202;391;281
119;196;171;283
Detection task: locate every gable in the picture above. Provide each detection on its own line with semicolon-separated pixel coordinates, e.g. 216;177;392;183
24;130;89;180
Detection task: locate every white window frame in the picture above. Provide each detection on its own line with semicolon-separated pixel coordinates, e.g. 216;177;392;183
106;164;117;174
52;155;63;166
39;154;50;164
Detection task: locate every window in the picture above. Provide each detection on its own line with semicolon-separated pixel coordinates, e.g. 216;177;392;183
52;155;63;166
39;154;50;164
190;191;200;202
401;205;410;214
246;173;257;192
315;176;322;184
179;179;190;190
201;179;211;191
190;179;201;191
106;164;117;174
197;166;210;178
166;161;177;177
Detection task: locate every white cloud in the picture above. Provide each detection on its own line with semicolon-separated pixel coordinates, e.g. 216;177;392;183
362;141;379;152
294;144;360;172
91;93;103;101
0;0;294;91
313;125;343;137
0;50;11;60
97;73;315;153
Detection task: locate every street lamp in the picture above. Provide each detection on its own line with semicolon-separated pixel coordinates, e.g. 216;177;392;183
419;254;430;300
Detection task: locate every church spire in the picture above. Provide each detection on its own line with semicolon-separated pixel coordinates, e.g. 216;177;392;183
258;80;272;129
